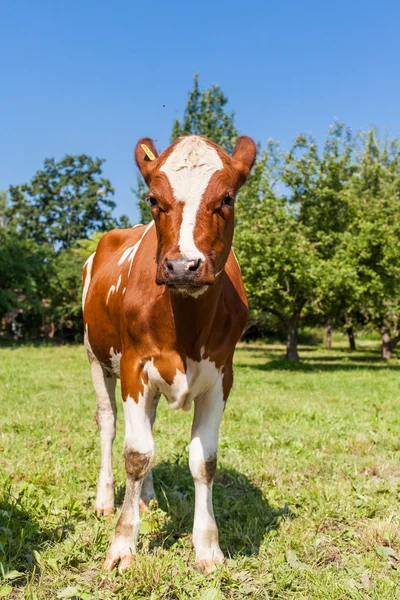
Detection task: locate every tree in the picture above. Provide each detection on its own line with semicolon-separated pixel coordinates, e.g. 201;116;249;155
0;228;54;338
135;74;239;223
236;125;357;359
340;130;400;358
171;74;238;153
0;190;6;229
7;155;129;251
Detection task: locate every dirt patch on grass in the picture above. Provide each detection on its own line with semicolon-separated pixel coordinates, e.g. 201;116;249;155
363;464;400;482
356;519;400;551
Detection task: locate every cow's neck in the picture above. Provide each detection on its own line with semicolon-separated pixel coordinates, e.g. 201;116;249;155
168;278;224;358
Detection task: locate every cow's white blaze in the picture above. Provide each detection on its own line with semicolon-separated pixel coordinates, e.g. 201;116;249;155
82;252;95;309
160;136;223;259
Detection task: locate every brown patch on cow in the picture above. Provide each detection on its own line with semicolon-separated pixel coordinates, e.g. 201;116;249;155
153;353;186;386
199;456;217;484
222;362;233;401
120;355;150;403
124;450;152;481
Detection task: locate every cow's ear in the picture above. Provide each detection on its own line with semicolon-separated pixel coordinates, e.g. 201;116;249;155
134;138;159;185
232;136;257;186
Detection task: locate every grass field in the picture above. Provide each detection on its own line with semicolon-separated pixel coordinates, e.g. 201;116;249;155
1;339;400;599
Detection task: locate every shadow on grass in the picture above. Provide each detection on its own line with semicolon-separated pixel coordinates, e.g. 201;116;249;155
238;358;400;372
0;486;73;579
118;459;290;558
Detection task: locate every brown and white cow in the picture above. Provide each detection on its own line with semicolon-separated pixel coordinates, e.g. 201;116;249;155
82;134;256;573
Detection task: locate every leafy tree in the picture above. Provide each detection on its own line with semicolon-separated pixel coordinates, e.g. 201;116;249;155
7;155;129;251
0;228;54;338
340;130;400;357
280;123;360;348
0;190;6;229
236;125;357;359
135;74;239;223
171;74;238;153
235;146;324;359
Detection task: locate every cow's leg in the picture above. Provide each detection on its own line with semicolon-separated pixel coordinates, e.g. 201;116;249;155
90;359;117;516
103;386;155;572
189;380;225;573
140;394;160;511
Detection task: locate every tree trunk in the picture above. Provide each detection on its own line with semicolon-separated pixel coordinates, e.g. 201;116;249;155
346;326;356;351
325;319;332;351
381;325;392;359
286;314;300;360
389;333;400;352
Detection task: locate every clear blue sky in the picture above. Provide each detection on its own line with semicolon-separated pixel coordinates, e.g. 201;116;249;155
1;0;399;223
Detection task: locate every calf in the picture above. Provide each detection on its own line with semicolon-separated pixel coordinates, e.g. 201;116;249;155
82;134;256;573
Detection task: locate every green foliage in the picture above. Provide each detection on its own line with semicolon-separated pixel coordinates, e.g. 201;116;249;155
235;127;356;357
0;229;53;337
236;123;400;358
341;130;400;329
0;190;6;229
7;155;128;251
45;232;105;341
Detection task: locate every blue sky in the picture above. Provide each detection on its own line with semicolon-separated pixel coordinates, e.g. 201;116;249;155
1;0;399;223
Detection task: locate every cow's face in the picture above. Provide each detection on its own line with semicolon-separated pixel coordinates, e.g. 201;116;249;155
135;135;256;295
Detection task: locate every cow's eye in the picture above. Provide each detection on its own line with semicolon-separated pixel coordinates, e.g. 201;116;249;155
147;196;158;208
221;194;234;207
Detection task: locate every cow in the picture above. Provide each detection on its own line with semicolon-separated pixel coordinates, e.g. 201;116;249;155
82;134;256;573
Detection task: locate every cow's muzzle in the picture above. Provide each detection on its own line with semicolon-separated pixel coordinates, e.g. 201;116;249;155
163;257;204;286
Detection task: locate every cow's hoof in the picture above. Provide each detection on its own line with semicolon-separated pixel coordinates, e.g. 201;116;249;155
103;551;135;573
96;507;114;517
195;550;224;574
119;554;136;572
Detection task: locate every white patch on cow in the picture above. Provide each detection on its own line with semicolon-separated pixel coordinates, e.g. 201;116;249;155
160;136;223;260
122;287;126;295
118;245;135;265
118;222;154;275
84;323;93;356
82;252;95;310
109;347;122;377
142;355;222;413
171;285;208;299
106;391;155;561
124;393;156;454
106;274;122;304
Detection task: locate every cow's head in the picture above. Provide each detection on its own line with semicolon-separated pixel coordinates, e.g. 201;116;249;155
135;135;256;294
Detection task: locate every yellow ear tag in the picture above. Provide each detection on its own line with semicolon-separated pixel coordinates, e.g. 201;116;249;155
141;144;156;161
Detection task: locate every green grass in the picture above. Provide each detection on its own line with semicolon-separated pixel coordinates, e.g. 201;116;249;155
1;340;400;599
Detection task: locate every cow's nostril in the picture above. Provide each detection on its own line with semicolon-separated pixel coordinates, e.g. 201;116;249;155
188;259;201;272
165;259;174;271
